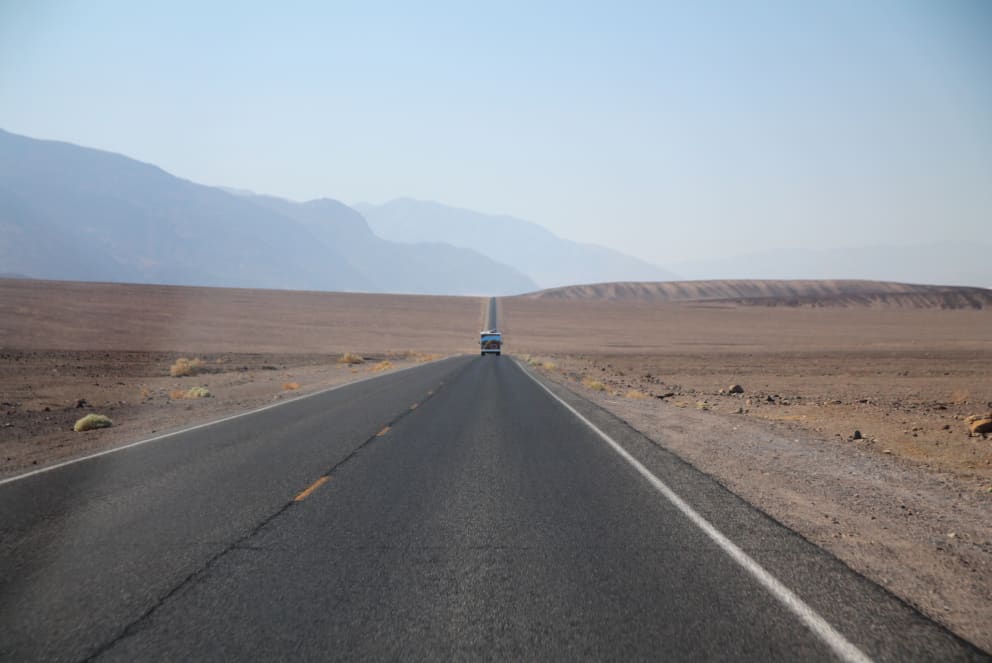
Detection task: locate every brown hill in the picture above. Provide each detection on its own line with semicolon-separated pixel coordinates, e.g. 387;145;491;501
518;280;992;309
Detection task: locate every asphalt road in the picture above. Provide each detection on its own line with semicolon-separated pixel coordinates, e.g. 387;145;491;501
0;355;986;661
487;296;498;329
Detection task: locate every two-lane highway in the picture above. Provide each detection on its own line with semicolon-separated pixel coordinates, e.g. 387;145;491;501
1;350;986;660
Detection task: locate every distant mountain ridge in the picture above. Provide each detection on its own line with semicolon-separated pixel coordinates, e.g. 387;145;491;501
355;198;679;289
0;129;534;295
521;279;992;309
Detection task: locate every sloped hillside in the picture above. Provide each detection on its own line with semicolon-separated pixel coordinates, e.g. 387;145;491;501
519;280;992;309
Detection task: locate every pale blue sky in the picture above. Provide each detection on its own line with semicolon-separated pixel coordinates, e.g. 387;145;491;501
1;1;990;266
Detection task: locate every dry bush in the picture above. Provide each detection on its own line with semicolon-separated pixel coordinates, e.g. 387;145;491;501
338;352;365;365
625;390;648;400
170;387;211;399
139;386;152;400
542;361;557;370
170;357;206;377
413;352;441;363
283;382;300;391
370;360;394;372
74;414;113;432
582;377;606;391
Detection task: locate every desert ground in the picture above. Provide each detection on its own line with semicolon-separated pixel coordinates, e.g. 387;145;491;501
3;277;991;649
1;279;483;475
501;291;992;650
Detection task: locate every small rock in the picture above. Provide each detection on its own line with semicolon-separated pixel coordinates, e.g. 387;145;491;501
968;418;992;435
728;384;744;394
852;430;862;440
74;399;88;408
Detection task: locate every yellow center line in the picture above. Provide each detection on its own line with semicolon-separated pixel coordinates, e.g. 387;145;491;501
294;475;329;502
376;426;391;436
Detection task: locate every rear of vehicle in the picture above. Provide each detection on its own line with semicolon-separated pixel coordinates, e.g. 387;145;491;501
480;330;502;356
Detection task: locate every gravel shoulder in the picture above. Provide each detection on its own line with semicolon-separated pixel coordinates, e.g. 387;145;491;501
525;357;992;653
0;350;442;478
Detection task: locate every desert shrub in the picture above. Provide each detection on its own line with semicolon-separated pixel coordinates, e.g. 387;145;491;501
582;377;606;391
170;357;206;377
371;360;394;372
413;352;441;363
171;387;211;399
338;352;365;365
625;390;648;400
542;361;557;370
283;382;300;391
74;414;113;432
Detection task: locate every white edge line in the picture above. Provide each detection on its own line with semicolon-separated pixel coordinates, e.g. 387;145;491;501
513;359;873;663
0;355;460;487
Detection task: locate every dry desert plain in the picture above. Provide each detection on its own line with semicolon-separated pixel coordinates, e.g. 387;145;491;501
2;277;991;650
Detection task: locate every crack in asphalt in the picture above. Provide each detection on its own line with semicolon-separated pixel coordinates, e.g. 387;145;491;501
80;373;456;663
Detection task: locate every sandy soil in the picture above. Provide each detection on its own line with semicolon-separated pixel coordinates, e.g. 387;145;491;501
503;296;992;651
1;279;483;476
0;279;484;353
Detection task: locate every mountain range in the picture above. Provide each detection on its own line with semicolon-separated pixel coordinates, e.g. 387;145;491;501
0;129;540;295
3;128;988;294
355;198;678;289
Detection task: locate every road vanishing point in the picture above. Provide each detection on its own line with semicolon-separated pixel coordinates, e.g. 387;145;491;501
0;299;986;661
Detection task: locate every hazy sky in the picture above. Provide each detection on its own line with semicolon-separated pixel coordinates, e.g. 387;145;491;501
1;1;990;266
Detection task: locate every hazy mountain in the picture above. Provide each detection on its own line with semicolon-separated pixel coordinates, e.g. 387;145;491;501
0;129;534;295
670;245;992;289
247;195;537;295
355;198;679;289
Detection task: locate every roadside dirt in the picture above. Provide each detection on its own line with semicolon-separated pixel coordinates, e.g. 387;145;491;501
501;294;991;651
0;278;483;477
0;350;441;478
521;357;992;651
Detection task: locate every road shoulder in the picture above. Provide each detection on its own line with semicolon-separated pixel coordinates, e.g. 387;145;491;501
516;358;992;655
